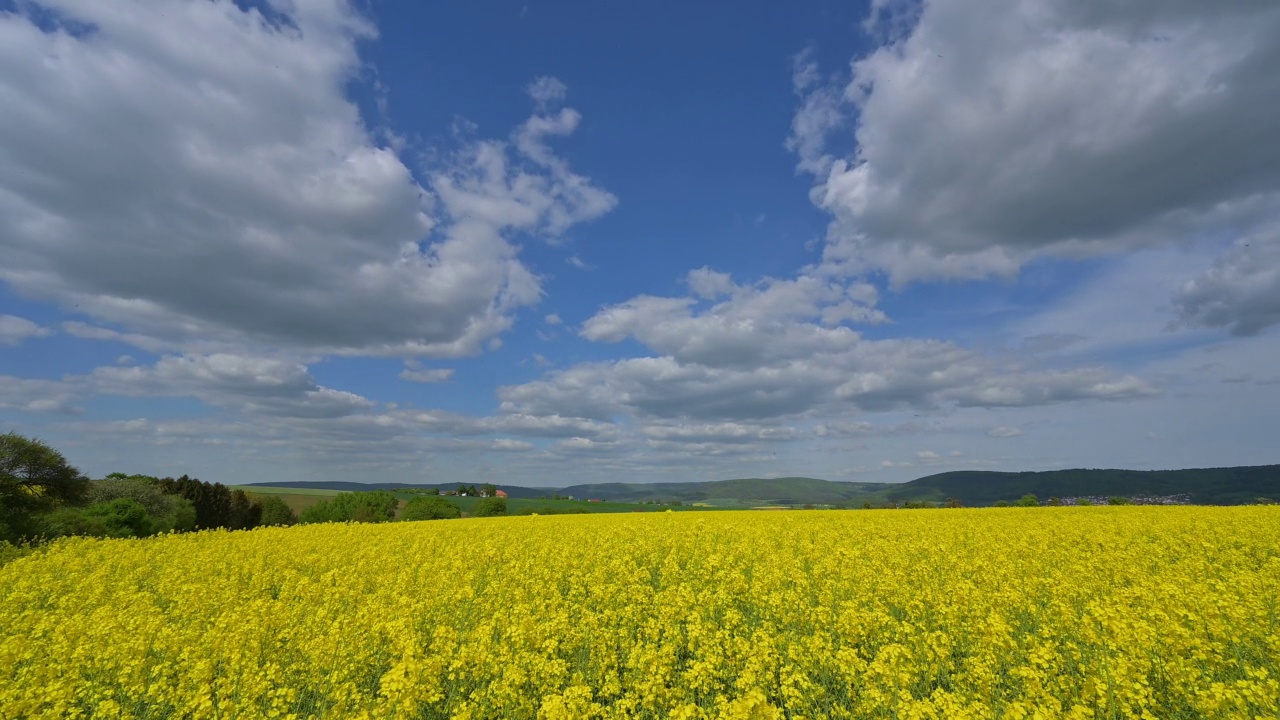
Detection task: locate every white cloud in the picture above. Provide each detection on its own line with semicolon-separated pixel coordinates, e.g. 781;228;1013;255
0;315;52;346
581;273;884;368
526;76;568;109
503;283;1157;424
399;361;455;384
0;374;80;413
90;354;376;419
0;1;613;358
988;426;1024;438
794;0;1280;282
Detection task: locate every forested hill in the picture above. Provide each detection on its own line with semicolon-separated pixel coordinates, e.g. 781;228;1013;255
249;464;1280;506
892;465;1280;506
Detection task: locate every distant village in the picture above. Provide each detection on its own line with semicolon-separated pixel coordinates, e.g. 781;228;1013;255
1055;494;1192;506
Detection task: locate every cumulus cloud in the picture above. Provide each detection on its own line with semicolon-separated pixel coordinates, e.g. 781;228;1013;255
582;271;885;369
502;278;1157;424
0;315;52;346
795;0;1280;282
0;1;613;357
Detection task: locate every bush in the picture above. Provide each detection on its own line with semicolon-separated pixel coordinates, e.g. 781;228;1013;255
471;497;507;517
401;496;461;521
993;500;1013;508
1015;494;1040;507
257;495;297;526
1108;496;1132;506
44;498;152;538
86;477;197;533
1077;498;1093;507
300;491;398;524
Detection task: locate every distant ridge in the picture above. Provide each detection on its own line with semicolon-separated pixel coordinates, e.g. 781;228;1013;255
248;464;1280;506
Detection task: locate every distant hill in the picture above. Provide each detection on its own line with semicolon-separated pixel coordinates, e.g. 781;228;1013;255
245;481;550;499
892;466;1280;506
249;464;1280;507
558;477;885;505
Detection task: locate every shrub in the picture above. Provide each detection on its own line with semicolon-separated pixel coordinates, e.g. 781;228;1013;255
1015;494;1039;507
1108;496;1132;506
401;496;461;521
44;499;152;539
257;495;297;526
993;500;1013;508
300;491;398;524
471;497;507;517
86;478;197;534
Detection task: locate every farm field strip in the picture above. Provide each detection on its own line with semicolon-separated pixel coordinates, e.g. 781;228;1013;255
2;507;1278;719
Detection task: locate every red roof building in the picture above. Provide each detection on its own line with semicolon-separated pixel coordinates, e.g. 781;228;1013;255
494;489;508;498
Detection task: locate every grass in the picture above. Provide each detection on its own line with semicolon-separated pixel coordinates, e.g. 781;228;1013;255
232;486;341;514
229;485;344;497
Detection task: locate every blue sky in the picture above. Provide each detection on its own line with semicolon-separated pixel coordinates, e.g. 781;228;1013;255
2;0;1279;487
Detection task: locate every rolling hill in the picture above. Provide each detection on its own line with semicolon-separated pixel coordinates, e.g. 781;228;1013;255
248;464;1280;507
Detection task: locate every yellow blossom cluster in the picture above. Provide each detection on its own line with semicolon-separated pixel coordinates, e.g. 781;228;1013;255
2;507;1278;719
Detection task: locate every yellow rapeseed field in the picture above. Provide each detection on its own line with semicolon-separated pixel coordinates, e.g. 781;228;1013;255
2;507;1278;719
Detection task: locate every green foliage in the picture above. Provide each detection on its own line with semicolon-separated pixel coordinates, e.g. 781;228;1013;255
157;475;236;530
1077;498;1093;507
0;432;89;543
86;477;197;533
470;496;507;517
228;489;261;530
44;498;152;538
480;483;497;497
1108;496;1132;505
300;491;398;524
257;495;297;526
401;496;461;521
993;500;1013;508
1047;497;1063;506
903;466;1280;506
1015;494;1040;507
945;498;963;508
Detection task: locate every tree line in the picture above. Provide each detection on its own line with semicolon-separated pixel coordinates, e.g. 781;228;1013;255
1;432;295;545
2;432;508;550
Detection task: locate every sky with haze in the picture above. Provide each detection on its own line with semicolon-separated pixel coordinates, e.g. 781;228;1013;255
1;0;1278;487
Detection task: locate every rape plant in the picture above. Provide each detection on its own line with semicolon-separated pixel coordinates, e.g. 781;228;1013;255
2;507;1278;719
